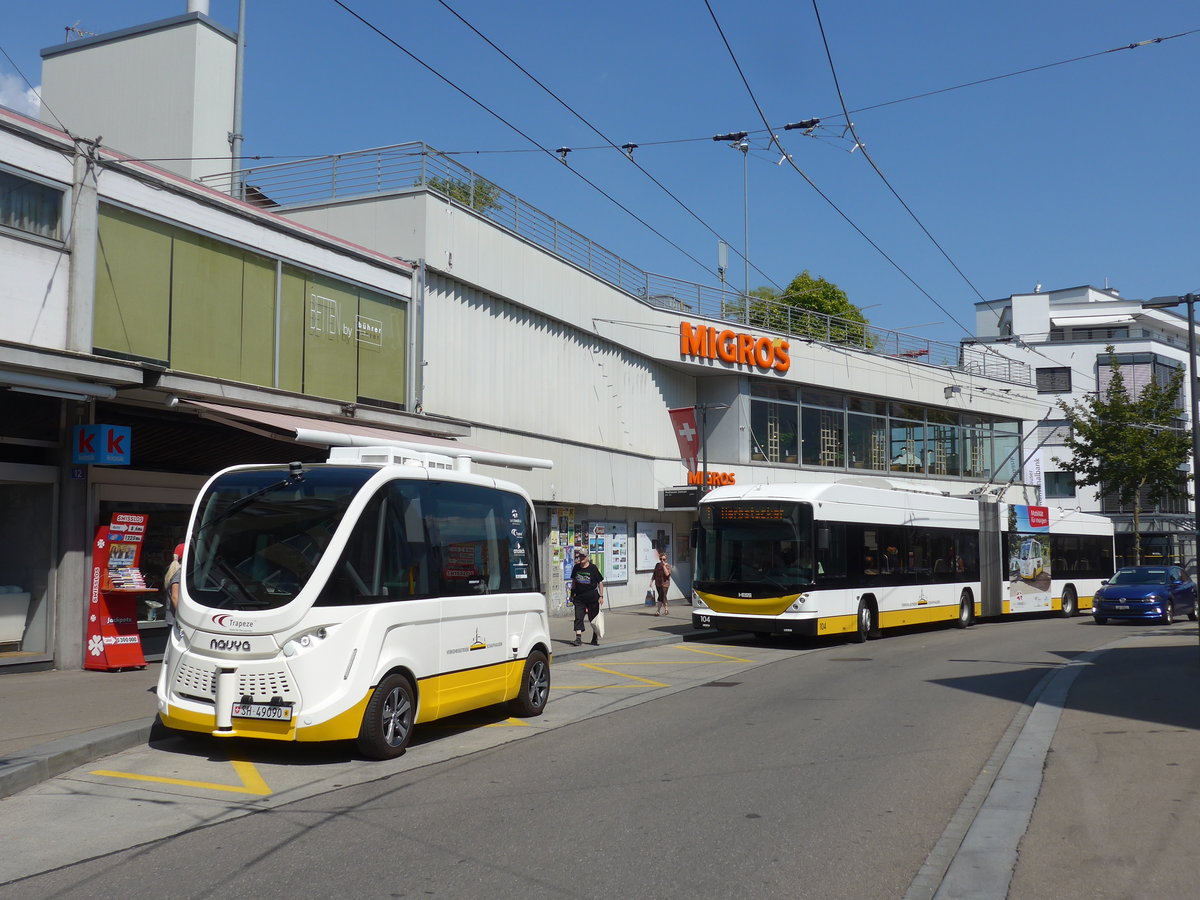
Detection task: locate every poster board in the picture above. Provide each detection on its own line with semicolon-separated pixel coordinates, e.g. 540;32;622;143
635;521;674;571
586;521;628;584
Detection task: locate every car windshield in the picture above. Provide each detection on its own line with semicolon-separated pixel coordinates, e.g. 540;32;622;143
187;465;375;611
1109;569;1168;586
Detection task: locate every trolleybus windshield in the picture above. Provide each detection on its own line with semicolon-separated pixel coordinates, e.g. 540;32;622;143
696;501;815;594
188;466;374;611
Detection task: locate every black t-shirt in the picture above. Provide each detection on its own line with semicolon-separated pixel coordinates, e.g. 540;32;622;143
570;562;604;601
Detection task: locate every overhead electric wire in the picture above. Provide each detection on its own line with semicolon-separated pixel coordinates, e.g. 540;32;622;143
701;0;976;338
431;0;783;293
329;0;722;283
810;0;977;335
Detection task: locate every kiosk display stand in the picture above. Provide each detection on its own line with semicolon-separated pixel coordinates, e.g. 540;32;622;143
85;513;152;671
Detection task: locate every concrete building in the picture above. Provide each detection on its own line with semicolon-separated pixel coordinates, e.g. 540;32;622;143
0;6;1042;671
970;284;1195;570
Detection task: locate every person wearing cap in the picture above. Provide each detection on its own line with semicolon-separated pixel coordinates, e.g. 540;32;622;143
165;542;185;624
569;548;605;646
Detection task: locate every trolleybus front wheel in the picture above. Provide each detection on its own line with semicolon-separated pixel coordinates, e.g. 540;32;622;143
358;673;416;760
852;599;875;644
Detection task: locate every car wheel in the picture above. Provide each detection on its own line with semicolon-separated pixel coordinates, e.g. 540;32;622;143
1189;600;1198;622
1094;616;1108;625
852;599;874;644
1162;598;1174;625
954;590;973;629
357;673;415;760
508;650;550;717
1059;586;1077;618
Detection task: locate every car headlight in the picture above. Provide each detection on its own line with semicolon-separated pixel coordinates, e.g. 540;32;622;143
692;593;708;610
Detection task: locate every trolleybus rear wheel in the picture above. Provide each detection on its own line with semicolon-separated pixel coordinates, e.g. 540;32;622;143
955;590;973;629
1060;586;1077;618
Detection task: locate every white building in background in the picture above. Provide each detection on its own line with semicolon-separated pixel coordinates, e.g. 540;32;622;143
970;284;1196;570
0;5;1042;671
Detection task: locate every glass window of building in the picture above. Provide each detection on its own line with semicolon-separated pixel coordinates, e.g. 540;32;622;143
801;405;844;467
750;393;799;463
0;168;63;240
1045;471;1076;498
890;417;926;473
1035;367;1071;393
847;410;888;471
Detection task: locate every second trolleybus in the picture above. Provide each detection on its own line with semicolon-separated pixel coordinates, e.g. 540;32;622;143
690;480;1114;642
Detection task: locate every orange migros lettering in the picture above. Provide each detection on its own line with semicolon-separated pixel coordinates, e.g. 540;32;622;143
687;471;736;486
679;322;790;373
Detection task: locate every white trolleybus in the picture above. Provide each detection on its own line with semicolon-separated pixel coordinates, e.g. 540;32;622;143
691;481;1114;642
157;444;553;759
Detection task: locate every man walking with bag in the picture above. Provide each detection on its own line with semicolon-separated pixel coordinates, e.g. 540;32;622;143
570;548;604;646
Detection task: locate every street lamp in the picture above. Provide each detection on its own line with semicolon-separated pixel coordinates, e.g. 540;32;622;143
1141;293;1200;592
713;132;751;306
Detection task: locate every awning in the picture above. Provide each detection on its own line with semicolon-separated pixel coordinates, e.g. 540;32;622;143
1049;314;1134;327
182;400;552;470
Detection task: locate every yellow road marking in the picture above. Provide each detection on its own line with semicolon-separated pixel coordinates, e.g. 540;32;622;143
485;717;529;727
90;757;272;796
674;645;753;662
578;663;667;687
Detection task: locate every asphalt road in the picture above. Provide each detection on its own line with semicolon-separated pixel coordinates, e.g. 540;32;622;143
0;617;1168;899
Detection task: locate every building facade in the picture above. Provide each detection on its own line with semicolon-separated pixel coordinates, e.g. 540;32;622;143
970;284;1195;571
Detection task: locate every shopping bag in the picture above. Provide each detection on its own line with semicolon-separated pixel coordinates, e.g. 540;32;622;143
592;609;606;638
645;588;656;606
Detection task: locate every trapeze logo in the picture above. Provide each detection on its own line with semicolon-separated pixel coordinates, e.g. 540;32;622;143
212;613;255;632
679;322;790;373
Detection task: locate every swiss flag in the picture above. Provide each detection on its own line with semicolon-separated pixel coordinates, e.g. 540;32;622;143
668;407;700;472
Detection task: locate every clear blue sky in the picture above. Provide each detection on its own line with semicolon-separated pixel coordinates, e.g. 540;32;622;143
3;1;1197;347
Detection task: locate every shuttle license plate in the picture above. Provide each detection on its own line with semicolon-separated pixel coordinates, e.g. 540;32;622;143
232;702;293;721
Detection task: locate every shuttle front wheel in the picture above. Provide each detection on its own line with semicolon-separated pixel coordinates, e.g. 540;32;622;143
358;673;416;760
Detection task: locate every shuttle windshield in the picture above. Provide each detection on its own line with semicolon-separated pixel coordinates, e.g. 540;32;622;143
187;466;374;611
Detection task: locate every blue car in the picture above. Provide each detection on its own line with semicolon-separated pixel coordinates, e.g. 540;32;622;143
1093;566;1199;625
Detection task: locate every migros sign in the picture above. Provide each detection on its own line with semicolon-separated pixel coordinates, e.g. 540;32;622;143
679;322;790;373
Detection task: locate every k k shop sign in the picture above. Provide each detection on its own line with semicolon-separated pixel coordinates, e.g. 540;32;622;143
72;425;132;465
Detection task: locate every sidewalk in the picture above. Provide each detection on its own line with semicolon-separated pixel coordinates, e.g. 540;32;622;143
0;601;700;799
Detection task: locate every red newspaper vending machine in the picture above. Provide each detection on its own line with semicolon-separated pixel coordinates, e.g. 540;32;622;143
85;513;153;670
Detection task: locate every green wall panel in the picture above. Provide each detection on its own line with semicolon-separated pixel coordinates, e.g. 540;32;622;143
356;288;407;406
94;205;171;362
302;276;358;402
170;231;245;377
239;254;276;386
277;266;307;392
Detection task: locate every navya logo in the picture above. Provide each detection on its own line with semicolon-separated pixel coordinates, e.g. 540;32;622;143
212;614;255;632
210;638;251;652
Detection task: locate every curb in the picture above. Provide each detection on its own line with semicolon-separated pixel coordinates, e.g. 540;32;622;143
0;628;713;800
0;718;156;800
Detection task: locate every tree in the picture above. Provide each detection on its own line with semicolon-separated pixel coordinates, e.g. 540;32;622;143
422;176;503;213
1053;347;1190;564
740;271;870;346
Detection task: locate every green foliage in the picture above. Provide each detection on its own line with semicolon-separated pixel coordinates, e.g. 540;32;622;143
743;271;870;346
423;176;503;213
1052;346;1190;563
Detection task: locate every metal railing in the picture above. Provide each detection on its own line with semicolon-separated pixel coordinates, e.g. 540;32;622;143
203;143;1030;387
